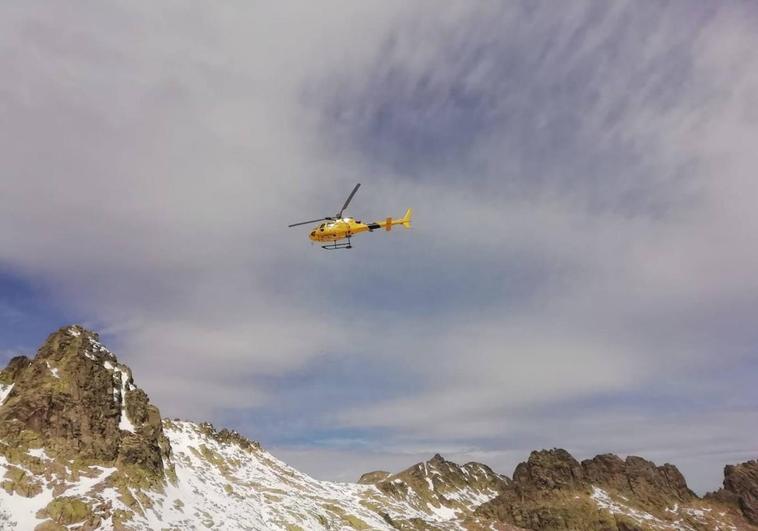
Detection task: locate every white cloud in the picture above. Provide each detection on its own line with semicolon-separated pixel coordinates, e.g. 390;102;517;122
1;1;757;492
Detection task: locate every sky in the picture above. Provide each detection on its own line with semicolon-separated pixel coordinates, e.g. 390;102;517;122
1;1;758;494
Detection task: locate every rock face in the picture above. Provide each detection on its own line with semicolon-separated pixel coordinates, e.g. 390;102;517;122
582;454;695;511
512;449;584;491
0;325;170;483
706;459;758;524
477;449;608;531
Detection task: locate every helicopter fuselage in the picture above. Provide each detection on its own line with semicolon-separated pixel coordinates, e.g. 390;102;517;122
308;210;412;244
288;182;411;249
309;218;376;243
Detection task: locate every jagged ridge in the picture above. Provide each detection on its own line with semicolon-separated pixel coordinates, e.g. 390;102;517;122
0;326;756;530
476;449;753;530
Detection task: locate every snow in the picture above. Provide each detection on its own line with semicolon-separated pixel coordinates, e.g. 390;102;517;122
26;448;48;459
443;486;498;506
67;327;81;337
68;466;118;498
0;383;13;405
100;359;136;433
116;369;135;433
0;455;55;529
150;421;398;529
153;421;480;530
426;502;458;520
45;361;60;379
0;446;117;528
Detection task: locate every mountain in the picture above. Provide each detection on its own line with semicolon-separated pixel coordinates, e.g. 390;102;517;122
0;326;755;530
475;449;755;530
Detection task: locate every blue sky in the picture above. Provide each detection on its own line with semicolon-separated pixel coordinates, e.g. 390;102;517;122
2;1;758;493
0;269;66;357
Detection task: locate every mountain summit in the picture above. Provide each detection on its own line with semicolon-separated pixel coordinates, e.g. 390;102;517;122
0;326;170;480
0;326;756;530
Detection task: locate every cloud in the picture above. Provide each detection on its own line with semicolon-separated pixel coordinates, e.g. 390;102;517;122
0;0;412;415
1;1;757;493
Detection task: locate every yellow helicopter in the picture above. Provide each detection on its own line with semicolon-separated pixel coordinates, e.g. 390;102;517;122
288;183;412;249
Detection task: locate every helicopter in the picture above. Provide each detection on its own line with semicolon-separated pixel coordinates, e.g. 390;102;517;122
288;183;412;250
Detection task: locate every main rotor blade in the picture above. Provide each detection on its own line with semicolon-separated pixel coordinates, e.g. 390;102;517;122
337;183;361;217
288;217;330;228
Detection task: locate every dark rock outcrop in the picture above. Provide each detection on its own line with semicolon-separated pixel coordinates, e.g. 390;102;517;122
582;454;694;510
476;449;602;530
706;459;758;524
512;449;584;492
358;470;391;484
195;420;261;451
0;355;31;384
476;448;698;530
0;325;170;484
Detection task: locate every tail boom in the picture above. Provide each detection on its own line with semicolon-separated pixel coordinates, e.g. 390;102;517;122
365;209;412;232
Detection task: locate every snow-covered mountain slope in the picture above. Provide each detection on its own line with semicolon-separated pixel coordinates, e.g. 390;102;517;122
144;420;505;530
0;326;756;530
0;419;506;530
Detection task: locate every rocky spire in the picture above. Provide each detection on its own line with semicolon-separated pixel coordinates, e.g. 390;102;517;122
512;448;585;492
0;325;171;484
706;459;758;524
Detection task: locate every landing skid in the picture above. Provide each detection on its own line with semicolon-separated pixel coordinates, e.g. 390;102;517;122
322;237;352;250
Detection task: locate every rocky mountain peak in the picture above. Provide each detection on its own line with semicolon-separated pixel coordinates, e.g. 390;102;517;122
366;453;511;526
36;325;117;364
0;325;170;484
512;448;585;492
429;453;445;465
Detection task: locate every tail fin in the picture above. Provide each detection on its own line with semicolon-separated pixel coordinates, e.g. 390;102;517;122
401;208;412;229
